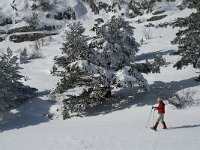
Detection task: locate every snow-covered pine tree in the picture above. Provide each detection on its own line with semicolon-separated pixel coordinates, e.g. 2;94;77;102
177;0;189;10
51;22;97;93
0;47;36;113
52;18;165;119
128;0;143;17
128;0;176;16
31;0;55;11
90;16;149;95
172;0;200;80
51;22;101;117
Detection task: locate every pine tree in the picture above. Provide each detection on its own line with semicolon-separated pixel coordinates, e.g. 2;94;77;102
31;0;55;11
0;47;36;113
172;0;200;80
177;0;189;10
51;22;96;94
52;18;165;119
51;22;100;117
90;16;149;94
128;0;143;17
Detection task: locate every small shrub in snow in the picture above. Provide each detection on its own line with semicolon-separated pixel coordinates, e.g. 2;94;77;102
19;47;28;64
143;27;152;39
168;90;196;109
48;36;54;42
29;41;42;59
145;23;155;27
156;22;171;28
40;38;49;46
140;38;145;45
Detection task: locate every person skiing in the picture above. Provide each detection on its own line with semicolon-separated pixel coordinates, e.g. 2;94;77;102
151;97;167;131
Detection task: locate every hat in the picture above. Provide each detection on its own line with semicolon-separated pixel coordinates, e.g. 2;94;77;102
157;97;161;102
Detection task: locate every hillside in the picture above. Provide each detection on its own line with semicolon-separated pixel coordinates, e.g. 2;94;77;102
0;0;200;150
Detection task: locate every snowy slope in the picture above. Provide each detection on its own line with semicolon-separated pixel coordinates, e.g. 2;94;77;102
0;0;200;150
1;105;200;150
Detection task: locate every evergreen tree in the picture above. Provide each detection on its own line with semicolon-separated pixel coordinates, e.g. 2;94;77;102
172;0;200;80
177;0;189;10
51;22;96;94
51;22;100;117
0;47;36;113
128;0;144;17
90;16;149;93
31;0;55;11
52;18;165;119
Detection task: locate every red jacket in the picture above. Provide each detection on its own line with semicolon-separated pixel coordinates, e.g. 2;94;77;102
155;101;165;114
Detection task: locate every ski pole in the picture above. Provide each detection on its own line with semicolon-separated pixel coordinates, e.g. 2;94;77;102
153;109;155;125
146;108;153;128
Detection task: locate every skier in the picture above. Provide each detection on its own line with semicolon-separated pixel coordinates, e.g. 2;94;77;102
151;97;167;131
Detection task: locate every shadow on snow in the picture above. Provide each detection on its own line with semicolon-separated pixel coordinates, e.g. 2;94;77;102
0;90;55;133
135;49;174;61
84;77;199;117
168;124;200;130
0;78;199;131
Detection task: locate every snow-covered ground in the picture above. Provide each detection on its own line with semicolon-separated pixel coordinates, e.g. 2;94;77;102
0;0;200;150
1;103;200;150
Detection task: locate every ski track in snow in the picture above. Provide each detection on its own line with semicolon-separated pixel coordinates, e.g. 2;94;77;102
0;0;200;150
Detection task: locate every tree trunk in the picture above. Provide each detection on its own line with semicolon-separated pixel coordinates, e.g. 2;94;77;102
105;89;112;98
